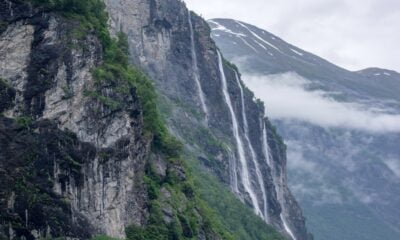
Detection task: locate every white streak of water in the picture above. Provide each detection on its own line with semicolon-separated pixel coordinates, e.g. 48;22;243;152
227;146;239;194
235;71;269;222
281;213;297;240
263;124;297;240
188;11;208;121
217;51;261;216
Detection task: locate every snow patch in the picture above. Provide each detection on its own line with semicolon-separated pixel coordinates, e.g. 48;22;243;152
291;48;304;56
208;20;247;37
235;21;282;52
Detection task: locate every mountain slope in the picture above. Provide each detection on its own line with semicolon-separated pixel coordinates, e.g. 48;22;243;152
0;1;311;240
104;1;312;239
210;18;400;240
0;1;239;239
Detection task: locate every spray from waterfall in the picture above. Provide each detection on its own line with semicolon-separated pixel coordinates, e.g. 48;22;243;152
188;11;209;121
234;71;269;222
217;51;262;216
262;123;297;240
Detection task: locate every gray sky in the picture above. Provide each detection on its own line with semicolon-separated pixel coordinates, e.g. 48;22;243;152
184;0;400;72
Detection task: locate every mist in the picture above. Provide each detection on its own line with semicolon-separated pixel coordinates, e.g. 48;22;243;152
242;72;400;133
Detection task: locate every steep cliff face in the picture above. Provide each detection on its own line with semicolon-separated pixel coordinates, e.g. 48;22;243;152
0;1;230;240
1;0;311;239
104;1;312;239
0;1;149;238
209;18;400;240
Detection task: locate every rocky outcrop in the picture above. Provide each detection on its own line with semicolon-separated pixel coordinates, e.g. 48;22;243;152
0;1;149;238
105;0;312;239
0;0;311;239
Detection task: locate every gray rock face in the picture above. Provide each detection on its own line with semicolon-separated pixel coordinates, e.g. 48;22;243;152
0;1;311;239
0;21;34;117
105;1;312;239
210;18;400;240
0;1;149;238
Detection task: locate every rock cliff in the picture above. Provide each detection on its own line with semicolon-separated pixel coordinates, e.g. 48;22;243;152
105;1;312;239
0;0;312;239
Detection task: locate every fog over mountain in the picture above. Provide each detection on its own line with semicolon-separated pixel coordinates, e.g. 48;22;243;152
244;72;400;133
210;18;400;240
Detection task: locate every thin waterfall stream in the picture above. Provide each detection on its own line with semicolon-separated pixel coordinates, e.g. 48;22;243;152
234;71;269;222
217;51;262;216
188;11;209;121
262;124;297;240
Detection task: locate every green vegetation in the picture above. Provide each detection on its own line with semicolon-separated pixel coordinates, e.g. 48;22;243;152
26;0;180;157
223;57;240;74
16;116;33;129
23;1;234;239
187;156;286;240
123;152;234;240
266;119;286;148
12;2;287;240
0;20;8;33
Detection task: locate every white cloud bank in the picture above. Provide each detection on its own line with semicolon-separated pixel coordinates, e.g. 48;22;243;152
243;72;400;133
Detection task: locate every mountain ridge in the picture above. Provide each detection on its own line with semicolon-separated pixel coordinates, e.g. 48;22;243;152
210;18;400;240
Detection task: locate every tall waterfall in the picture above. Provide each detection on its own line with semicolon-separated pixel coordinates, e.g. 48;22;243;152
188;11;209;121
262;124;297;240
234;72;269;222
217;51;262;216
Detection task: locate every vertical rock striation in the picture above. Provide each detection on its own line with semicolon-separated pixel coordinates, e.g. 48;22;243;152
0;1;149;238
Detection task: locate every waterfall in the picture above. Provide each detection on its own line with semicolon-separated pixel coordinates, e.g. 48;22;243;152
281;214;297;240
217;51;262;216
262;124;297;240
227;146;240;194
234;71;269;222
188;11;209;121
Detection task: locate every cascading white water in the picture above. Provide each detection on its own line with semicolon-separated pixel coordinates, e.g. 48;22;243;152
234;72;269;222
227;146;240;194
281;214;297;240
262;124;297;240
262;125;272;167
188;11;209;121
217;51;262;216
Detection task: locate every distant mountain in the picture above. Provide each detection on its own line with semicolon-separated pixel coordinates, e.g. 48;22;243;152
356;68;400;81
210;18;400;240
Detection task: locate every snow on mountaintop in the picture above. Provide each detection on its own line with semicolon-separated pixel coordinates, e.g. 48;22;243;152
356;68;400;80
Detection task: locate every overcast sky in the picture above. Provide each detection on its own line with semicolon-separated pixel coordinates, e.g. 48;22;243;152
184;0;400;72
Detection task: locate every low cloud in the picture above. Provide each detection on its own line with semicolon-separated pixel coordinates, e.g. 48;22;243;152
243;72;400;133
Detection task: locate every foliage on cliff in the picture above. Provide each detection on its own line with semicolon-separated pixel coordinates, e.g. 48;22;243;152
2;1;289;240
14;1;233;239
